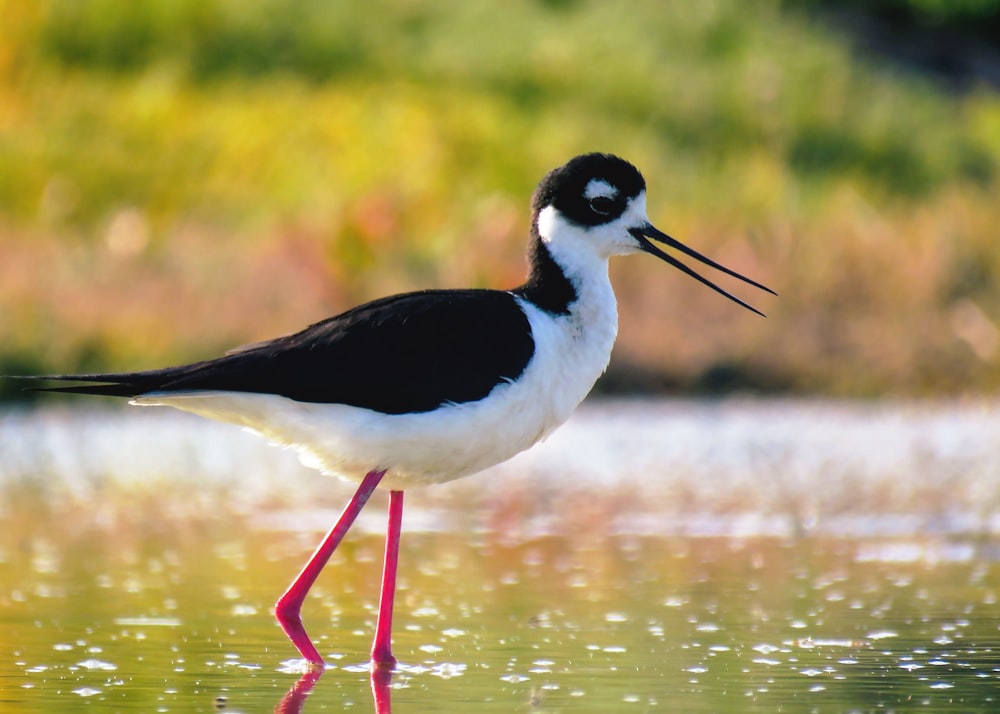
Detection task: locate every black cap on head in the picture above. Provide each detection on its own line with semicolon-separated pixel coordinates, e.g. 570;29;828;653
532;153;646;227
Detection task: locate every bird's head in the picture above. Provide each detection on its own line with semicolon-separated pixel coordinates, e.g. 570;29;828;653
532;153;775;315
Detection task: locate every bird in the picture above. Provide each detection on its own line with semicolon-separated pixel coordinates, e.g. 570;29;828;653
21;153;774;670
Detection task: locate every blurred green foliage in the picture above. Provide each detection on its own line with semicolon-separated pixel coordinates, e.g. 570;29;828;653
2;0;1000;398
794;0;1000;41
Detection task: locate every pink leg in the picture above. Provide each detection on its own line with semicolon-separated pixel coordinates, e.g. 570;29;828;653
275;469;386;668
370;665;394;713
370;489;404;668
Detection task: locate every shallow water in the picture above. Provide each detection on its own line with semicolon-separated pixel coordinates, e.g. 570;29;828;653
2;399;1000;712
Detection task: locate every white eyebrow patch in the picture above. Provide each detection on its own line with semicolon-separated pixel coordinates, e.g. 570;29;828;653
584;178;617;201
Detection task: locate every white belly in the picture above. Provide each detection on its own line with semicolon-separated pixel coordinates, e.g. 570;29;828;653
132;294;618;490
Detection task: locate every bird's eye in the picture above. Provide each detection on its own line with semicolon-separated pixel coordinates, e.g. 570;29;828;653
589;195;615;215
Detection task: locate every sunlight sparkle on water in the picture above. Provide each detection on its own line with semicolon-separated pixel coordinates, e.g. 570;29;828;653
3;400;1000;711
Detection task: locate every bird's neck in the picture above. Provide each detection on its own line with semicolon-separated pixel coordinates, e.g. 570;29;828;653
513;234;579;315
513;232;618;348
514;230;619;417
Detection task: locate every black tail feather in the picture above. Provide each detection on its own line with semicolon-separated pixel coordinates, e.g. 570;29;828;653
26;382;146;397
8;367;200;398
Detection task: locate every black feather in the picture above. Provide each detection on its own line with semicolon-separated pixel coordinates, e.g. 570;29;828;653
24;289;537;415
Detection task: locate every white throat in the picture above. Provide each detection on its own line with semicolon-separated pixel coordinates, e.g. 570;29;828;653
531;203;620;398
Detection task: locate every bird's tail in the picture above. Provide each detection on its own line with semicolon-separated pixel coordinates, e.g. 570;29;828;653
9;365;202;398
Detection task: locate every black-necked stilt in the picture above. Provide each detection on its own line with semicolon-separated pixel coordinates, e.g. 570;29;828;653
23;153;773;670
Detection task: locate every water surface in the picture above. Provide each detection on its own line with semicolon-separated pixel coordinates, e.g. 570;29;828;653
2;399;999;711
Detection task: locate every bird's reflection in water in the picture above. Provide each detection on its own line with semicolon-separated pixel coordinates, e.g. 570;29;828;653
274;666;394;714
274;668;324;714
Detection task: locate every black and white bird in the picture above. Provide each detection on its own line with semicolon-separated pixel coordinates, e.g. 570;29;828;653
24;153;774;670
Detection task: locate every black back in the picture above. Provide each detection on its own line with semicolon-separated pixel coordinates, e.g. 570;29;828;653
41;290;536;415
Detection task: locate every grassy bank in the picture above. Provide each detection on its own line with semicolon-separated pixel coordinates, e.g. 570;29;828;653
2;0;999;398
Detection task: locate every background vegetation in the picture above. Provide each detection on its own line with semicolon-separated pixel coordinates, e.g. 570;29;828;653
2;0;999;399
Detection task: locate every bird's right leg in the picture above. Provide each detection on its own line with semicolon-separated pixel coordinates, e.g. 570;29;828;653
275;468;387;668
370;489;404;669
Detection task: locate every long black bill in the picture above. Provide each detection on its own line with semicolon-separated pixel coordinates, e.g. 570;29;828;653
629;224;776;317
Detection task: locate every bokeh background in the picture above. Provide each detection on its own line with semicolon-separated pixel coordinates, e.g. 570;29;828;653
4;4;1000;710
2;0;999;399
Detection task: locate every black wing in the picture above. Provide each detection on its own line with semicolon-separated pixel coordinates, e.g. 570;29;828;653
27;289;536;415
